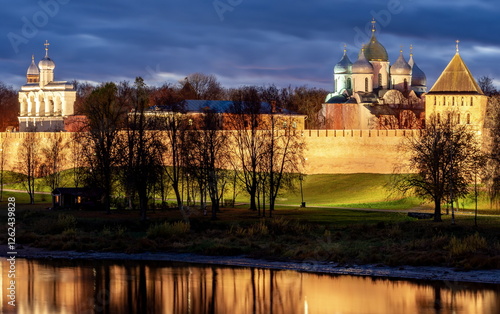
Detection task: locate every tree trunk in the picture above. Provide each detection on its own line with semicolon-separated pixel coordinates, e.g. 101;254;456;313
433;198;442;222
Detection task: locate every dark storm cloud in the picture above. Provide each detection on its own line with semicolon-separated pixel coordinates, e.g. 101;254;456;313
2;0;500;91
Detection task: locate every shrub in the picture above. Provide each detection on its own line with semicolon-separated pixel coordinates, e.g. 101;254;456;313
447;233;488;256
147;221;190;238
247;220;269;237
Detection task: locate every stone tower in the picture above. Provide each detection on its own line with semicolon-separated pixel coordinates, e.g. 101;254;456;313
425;42;488;131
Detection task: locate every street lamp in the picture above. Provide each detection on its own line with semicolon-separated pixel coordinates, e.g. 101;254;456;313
299;174;305;208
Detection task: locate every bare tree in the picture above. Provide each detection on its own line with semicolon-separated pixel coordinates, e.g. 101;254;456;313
122;77;165;220
180;73;225;100
477;76;497;96
163;111;188;211
16;133;41;204
81;82;127;212
69;133;88;188
39;134;67;191
0;137;8;201
484;95;500;207
263;114;305;216
185;108;230;219
227;86;268;213
394;111;484;222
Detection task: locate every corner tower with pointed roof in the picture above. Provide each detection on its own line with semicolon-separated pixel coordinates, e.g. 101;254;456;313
425;42;488;130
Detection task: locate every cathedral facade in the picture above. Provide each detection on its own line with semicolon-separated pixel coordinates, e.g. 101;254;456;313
18;41;76;132
320;20;427;130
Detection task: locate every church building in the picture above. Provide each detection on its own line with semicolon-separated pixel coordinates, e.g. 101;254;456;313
18;41;76;132
320;20;427;130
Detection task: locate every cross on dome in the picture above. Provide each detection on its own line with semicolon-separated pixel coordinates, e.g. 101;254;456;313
44;40;50;57
456;40;460;53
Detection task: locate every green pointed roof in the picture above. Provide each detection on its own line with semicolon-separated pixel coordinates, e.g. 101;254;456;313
428;53;483;94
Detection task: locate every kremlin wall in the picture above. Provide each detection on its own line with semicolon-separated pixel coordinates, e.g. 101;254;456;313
0;128;415;175
1;22;491;175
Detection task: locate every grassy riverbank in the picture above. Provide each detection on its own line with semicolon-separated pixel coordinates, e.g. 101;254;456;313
1;197;499;270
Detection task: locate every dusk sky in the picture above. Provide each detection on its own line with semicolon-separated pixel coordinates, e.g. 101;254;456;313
2;0;500;91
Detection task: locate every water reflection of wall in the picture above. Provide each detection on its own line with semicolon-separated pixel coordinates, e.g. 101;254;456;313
1;258;499;313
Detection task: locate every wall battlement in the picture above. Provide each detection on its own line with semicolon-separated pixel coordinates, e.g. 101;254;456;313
0;130;409;175
304;129;422;138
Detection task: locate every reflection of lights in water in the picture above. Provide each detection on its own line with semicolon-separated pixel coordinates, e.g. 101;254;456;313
5;259;499;314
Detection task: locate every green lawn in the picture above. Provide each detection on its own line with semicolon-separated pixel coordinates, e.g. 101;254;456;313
4;170;500;213
257;173;423;209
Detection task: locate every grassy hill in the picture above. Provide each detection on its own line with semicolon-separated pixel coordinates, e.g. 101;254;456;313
272;173;422;210
3;169;498;213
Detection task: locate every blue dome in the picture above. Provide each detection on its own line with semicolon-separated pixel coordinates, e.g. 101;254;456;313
409;55;426;86
27;55;39;75
390;51;411;75
352;49;373;74
334;50;352;74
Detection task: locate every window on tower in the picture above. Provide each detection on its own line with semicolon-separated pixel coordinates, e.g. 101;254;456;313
364;78;368;92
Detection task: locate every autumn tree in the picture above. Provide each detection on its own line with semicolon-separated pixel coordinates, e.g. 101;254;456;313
394;112;484;222
81;82;127;212
0;83;19;131
71;80;96;115
287;86;328;129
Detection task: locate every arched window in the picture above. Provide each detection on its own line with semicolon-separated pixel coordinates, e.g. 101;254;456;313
403;78;408;91
457;114;461;124
378;73;383;89
437;113;441;124
471;97;474;106
461;97;464;106
467;113;471;124
365;78;369;92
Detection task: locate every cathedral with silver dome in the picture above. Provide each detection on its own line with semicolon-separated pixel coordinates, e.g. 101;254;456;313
321;20;428;130
18;41;76;131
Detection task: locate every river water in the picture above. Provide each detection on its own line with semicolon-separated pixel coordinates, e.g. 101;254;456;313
1;258;499;313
